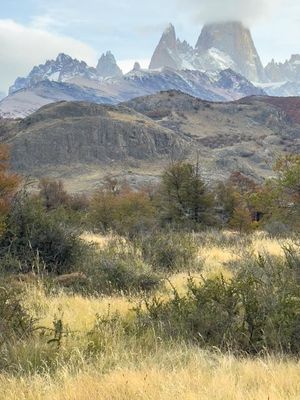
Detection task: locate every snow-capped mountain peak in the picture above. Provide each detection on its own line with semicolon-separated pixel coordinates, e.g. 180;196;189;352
9;53;100;94
149;22;266;83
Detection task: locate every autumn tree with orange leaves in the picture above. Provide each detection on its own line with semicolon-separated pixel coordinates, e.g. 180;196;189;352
0;145;20;234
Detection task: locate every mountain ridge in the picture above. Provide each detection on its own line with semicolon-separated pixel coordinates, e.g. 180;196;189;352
0;66;264;119
149;21;266;82
1;90;299;192
2;20;300;119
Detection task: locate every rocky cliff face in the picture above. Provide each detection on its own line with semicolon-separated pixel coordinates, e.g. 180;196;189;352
1;91;299;191
195;22;266;82
96;51;123;78
149;24;182;70
7;101;184;174
149;22;266;83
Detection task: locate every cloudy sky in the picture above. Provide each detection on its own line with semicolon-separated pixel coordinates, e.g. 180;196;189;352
0;0;299;93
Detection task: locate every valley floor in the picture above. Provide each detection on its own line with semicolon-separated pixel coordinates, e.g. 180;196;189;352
0;232;299;400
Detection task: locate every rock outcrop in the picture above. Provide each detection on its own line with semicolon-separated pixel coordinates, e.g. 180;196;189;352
96;51;123;78
149;22;266;82
7;100;184;173
195;22;266;82
132;62;142;72
265;54;300;82
1;91;299;190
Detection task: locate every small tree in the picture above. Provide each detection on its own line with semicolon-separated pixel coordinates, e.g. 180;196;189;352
216;172;261;231
159;161;213;227
0;145;20;235
38;178;70;210
250;155;300;231
229;202;253;232
90;185;157;237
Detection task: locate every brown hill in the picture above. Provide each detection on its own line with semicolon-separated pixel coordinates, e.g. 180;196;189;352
0;91;299;192
243;96;300;125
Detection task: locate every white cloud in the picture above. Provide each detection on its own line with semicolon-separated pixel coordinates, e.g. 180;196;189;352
0;19;98;93
178;0;283;25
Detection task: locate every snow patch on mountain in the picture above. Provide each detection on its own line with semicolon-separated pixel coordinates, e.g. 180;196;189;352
0;67;265;119
149;22;266;83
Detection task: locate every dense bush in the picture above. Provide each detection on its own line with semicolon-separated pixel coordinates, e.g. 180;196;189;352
135;248;300;354
0;194;88;275
0;144;20;235
81;239;161;294
0;284;34;348
138;231;201;272
89;186;157;237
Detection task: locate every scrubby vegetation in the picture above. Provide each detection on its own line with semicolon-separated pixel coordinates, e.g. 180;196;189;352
0;144;299;399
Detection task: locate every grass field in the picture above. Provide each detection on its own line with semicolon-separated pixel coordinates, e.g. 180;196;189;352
0;232;299;400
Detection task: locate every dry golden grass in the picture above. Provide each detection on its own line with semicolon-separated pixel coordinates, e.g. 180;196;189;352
250;232;293;258
3;232;298;400
23;284;134;332
1;351;300;400
80;232;113;249
79;231;295;295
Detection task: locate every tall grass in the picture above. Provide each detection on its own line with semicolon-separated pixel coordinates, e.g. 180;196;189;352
0;232;299;399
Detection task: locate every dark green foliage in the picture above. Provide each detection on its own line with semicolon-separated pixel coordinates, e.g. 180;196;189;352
159;161;214;228
138;231;201;272
0;194;88;274
0;284;34;347
82;239;161;294
136;248;300;354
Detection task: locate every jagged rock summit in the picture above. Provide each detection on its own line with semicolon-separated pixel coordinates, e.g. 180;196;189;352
195;22;266;82
9;53;98;94
265;54;300;82
149;21;266;82
96;51;123;78
149;24;180;70
9;51;124;95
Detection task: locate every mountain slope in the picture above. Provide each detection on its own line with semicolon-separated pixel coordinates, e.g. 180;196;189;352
0;67;264;119
124;91;299;179
1;91;299;192
5;100;185;175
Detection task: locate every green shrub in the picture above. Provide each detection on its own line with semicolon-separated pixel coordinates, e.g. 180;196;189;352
135;248;300;354
82;239;161;295
89;187;157;238
139;231;201;272
0;194;88;275
0;284;34;348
